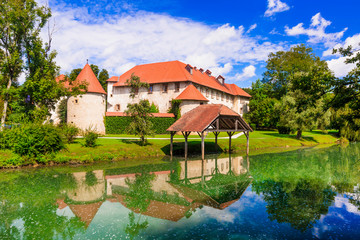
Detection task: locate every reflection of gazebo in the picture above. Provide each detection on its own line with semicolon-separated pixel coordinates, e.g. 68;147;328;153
167;104;253;158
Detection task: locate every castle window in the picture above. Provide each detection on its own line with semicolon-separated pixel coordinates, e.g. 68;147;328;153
110;94;113;97
175;82;180;92
211;90;214;99
74;99;79;104
162;83;168;93
216;92;219;100
148;85;153;94
206;89;209;97
221;93;224;101
115;104;120;111
226;95;229;102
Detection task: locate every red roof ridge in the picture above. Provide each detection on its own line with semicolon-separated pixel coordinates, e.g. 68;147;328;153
175;84;209;101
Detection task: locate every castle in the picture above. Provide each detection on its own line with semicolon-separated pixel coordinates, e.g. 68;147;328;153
52;60;251;134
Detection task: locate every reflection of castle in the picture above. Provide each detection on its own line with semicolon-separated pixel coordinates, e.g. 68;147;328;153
56;156;251;226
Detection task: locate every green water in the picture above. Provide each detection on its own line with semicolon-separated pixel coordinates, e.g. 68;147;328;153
0;143;360;239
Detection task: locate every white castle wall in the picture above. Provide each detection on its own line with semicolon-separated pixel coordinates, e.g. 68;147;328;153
67;93;106;134
107;81;250;116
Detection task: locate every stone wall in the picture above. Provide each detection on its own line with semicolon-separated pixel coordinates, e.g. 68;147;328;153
67;93;106;134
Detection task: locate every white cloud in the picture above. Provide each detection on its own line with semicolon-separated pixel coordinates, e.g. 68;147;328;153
285;13;348;47
264;0;290;17
234;65;256;81
327;56;356;78
41;5;285;82
246;24;257;34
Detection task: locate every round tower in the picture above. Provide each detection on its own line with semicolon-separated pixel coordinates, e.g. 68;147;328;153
67;64;106;134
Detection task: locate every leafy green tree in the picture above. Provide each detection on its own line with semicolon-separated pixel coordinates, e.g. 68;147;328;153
125;99;154;144
263;44;333;100
276;91;330;139
125;74;153;144
98;69;109;92
0;0;33;129
330;43;360;140
244;80;278;129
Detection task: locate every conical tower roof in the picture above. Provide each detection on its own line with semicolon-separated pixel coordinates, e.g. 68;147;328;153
76;64;106;95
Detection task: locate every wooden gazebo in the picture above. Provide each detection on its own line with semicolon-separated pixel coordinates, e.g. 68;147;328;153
167;104;253;159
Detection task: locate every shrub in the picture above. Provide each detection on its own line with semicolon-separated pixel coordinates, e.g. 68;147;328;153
83;128;99;147
277;126;291;134
62;124;79;143
2;124;65;157
105;116;175;134
250;123;256;131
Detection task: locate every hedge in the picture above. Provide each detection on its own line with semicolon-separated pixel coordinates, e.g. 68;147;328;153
105;116;176;134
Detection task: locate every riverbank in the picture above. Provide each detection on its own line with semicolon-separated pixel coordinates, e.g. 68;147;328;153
0;130;342;168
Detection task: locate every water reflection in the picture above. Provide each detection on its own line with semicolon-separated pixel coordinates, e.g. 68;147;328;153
1;144;360;239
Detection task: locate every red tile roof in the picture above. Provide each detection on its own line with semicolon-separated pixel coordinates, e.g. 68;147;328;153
111;61;251;97
56;64;106;95
175;85;209;102
77;64;106;94
167;104;252;132
106;112;175;118
226;84;251;97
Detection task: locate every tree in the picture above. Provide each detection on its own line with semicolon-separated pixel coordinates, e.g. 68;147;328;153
0;0;65;126
276;91;331;139
125;99;154;144
98;69;109;92
330;43;360;140
244;80;278;129
262;44;334;138
125;74;152;144
263;44;333;100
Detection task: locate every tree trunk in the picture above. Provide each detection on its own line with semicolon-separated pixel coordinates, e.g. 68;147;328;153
296;129;302;139
0;78;12;131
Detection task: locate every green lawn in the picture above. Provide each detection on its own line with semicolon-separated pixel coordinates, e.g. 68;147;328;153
0;130;342;168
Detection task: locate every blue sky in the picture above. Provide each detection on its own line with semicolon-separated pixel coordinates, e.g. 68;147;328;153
42;0;360;87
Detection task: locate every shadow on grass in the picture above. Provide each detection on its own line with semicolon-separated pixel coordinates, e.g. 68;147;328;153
120;139;153;146
262;132;318;143
161;141;224;156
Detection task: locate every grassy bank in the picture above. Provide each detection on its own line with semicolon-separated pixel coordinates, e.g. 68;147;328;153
0;130;342;168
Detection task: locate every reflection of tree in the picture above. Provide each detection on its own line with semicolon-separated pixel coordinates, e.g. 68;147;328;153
124;171;155;239
253;179;336;232
0;171;85;239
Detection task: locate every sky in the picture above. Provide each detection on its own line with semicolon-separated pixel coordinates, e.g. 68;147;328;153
39;0;360;87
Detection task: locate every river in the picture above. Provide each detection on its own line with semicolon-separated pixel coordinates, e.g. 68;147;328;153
0;143;359;239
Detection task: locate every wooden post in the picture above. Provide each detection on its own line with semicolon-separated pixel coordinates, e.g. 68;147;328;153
182;131;190;159
245;131;249;156
214;132;219;152
170;131;175;158
227;132;234;153
201;131;207;160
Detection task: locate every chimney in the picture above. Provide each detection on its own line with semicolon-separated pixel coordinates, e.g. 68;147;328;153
185;64;193;74
194;66;197;71
217;75;225;85
199;68;204;73
205;69;212;76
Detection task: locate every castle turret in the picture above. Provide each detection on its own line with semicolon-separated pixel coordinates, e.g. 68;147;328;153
67;64;106;134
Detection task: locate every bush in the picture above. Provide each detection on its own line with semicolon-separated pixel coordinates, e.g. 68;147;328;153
277;126;291;134
250;123;256;131
62;124;79;143
1;124;65;157
105;116;175;134
83;128;99;147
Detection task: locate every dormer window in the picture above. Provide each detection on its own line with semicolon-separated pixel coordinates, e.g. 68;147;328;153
199;68;204;73
185;64;193;74
217;75;225;85
205;69;212;76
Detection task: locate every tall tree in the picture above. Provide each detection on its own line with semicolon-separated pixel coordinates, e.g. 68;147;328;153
125;74;152;144
262;44;333;138
0;0;64;126
263;44;332;100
